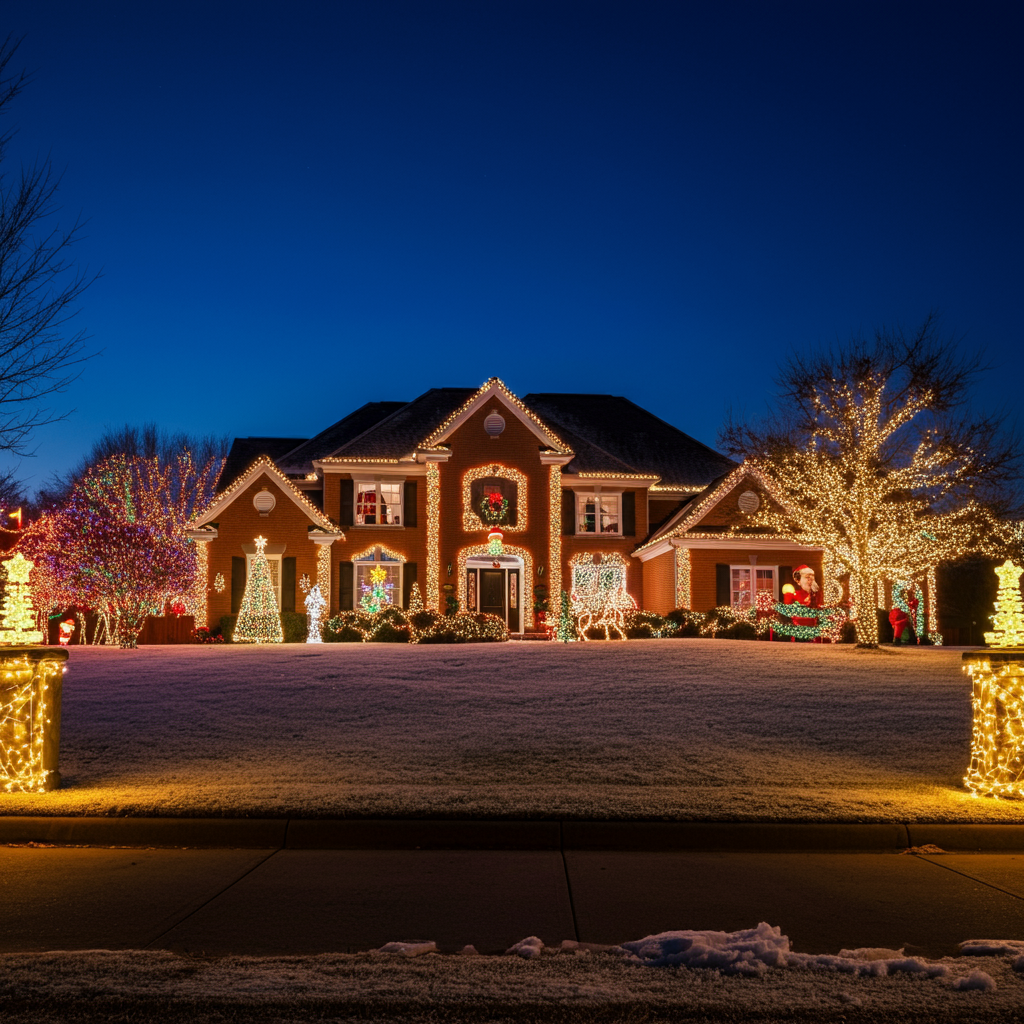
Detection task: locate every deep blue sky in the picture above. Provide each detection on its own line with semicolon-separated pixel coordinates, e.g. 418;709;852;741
2;1;1021;492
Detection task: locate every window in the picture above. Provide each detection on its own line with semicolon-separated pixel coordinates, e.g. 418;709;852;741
355;481;402;525
354;552;402;611
730;566;776;610
576;493;620;535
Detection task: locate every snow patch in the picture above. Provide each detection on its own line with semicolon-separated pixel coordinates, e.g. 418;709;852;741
622;924;949;978
952;969;997;991
376;940;438;957
505;936;545;959
961;939;1024;956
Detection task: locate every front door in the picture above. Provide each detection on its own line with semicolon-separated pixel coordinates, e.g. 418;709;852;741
479;570;505;619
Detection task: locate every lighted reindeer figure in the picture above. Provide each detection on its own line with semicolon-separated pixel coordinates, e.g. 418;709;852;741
570;553;637;641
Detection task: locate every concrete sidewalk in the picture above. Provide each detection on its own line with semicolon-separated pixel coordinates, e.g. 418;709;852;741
2;818;1023;959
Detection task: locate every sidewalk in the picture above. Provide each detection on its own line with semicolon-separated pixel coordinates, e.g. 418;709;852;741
3;818;1023;958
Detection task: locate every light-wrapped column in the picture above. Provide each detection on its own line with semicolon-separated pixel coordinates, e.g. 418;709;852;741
963;650;1024;800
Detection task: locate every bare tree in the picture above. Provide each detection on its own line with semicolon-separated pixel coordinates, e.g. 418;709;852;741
36;422;229;516
0;37;96;456
719;315;1022;645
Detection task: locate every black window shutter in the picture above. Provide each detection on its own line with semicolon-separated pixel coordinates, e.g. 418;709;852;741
404;480;417;527
561;490;575;535
282;557;296;612
621;492;636;536
779;565;792;594
715;564;731;607
340;561;354;610
403;562;418;607
231;556;246;614
340;479;354;526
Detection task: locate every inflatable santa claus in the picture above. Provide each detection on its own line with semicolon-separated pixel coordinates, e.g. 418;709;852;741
782;564;821;629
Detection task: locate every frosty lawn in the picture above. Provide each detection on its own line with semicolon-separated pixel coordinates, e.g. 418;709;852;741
4;639;1018;822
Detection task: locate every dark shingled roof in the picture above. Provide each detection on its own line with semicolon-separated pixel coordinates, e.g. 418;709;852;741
218;437;308;491
332;388;477;459
523;393;737;488
276;401;408;473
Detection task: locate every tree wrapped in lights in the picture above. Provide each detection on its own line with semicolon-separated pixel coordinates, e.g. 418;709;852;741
234;537;283;644
984;561;1024;648
720;316;1021;646
19;453;204;647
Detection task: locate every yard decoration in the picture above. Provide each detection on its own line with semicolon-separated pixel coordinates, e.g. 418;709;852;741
408;582;424;613
719;317;1017;645
304;584;326;643
570;553;636;641
233;537;283;644
555;589;575;643
0;553;43;644
963;563;1024;800
0;647;67;792
487;526;504;556
360;565;392;614
984;561;1024;648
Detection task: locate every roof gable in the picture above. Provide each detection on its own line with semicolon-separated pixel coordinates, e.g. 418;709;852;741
422;378;570;452
638;463;795;551
193;456;340;532
219;437;308;490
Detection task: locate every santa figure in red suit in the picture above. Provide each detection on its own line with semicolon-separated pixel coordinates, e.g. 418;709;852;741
782;564;821;628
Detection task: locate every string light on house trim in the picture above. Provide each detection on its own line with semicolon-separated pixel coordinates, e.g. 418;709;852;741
456;542;534;628
426;463;440;611
420;377;573;453
675;547;692;609
349;543;407;564
547;465;562;602
462;464;529;532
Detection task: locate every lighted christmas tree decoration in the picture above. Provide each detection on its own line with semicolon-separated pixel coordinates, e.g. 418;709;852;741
555;588;575;643
408;582;424;614
233;537;283;644
0;552;44;644
304;584;326;643
984;561;1024;648
360;565;392;614
487;526;504;556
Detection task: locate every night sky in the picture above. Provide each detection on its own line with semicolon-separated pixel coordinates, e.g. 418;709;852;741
2;1;1021;492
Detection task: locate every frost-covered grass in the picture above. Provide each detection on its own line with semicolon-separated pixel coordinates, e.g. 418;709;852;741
0;941;1022;1023
4;639;1015;822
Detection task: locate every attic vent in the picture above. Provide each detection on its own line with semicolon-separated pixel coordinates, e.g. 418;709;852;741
253;488;276;516
738;490;760;514
484;411;506;438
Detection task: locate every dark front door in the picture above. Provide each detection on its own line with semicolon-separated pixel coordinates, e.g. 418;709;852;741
480;570;505;619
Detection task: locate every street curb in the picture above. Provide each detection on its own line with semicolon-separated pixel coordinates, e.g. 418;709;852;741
3;817;1024;851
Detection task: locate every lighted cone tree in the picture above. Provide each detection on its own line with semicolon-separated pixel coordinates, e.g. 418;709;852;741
234;537;283;644
984;561;1024;648
0;552;43;643
556;588;575;643
720;316;1021;646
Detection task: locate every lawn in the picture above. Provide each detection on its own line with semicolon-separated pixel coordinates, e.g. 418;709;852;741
4;639;1018;822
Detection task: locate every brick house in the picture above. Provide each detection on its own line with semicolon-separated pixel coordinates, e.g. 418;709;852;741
187;378;838;631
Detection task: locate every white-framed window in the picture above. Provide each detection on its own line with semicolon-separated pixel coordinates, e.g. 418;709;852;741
576;493;621;535
730;566;776;610
247;553;282;608
354;553;403;610
355;481;403;525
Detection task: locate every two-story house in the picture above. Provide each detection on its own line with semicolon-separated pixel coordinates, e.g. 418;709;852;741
187;378;835;631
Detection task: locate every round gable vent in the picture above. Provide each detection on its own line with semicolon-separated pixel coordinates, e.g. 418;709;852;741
738;490;760;513
484;411;506;438
253;488;276;515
